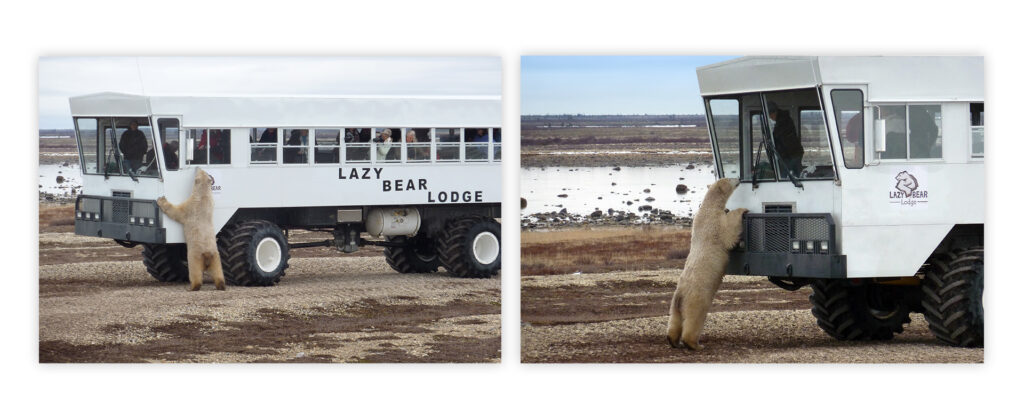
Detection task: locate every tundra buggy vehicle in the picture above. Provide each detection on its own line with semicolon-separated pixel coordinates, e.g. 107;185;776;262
697;56;983;347
70;93;502;286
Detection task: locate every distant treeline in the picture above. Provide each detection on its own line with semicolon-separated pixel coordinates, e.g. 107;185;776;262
521;114;706;128
40;129;75;138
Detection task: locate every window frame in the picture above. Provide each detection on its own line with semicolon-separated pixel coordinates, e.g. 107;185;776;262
828;89;866;170
185;127;233;167
969;102;984;160
875;102;945;163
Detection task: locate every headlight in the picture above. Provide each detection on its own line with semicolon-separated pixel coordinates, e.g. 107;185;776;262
819;241;829;254
792;240;800;251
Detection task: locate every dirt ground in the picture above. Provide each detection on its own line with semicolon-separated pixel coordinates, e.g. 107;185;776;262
520;269;983;363
38;210;500;363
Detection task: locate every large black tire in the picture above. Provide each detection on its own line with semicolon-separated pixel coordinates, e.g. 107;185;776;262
217;220;290;287
922;247;984;347
385;234;440;274
437;216;501;278
141;244;189;283
809;280;912;341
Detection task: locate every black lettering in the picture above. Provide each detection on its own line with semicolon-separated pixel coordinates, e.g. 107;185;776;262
428;191;436;202
339;168;346;179
361;168;371;179
462;191;472;202
475;191;483;202
349;168;359;179
395;179;403;191
451;191;460;202
373;167;383;179
406;179;415;190
419;179;427;190
383;180;391;192
439;192;448;201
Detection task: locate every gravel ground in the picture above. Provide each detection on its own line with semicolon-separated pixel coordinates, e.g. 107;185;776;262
521;270;983;363
40;247;500;363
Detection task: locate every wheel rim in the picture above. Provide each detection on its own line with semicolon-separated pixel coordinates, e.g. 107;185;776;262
471;231;499;265
255;237;282;273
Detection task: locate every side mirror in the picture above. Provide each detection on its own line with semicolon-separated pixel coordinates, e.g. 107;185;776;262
874;118;886;153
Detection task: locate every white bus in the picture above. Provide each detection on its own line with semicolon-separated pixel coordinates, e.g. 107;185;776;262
70;92;502;286
697;56;983;347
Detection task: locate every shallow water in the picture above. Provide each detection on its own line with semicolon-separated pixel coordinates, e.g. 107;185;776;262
520;164;717;217
39;163;82;196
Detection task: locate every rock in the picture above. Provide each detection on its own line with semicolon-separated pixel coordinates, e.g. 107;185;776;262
590;210;603;218
557;194;568;198
611;182;616;186
675;184;689;194
597;196;602;200
626;201;633;205
559;208;568;215
644;197;655;202
55;176;65;184
639;205;653;211
613;166;621;171
521;198;527;209
686;163;695;169
643;188;651;193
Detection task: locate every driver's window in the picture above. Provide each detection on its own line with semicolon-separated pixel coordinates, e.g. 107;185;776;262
114;118;158;177
157;118;180;171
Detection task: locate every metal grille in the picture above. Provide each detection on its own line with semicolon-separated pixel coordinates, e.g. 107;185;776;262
132;202;156;219
763;217;790;252
110;191;131;223
793;217;829;241
742;213;835;254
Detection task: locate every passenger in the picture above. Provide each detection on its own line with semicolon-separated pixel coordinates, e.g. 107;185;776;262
473;128;489;142
259;127;277;144
844;111;864;167
119;121;148;177
374;129;394;161
406;130;428;160
766;102;803;176
882;106;908;159
163;139;180;170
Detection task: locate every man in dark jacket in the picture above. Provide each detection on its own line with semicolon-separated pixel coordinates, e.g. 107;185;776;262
767;102;803;176
119;121;148;177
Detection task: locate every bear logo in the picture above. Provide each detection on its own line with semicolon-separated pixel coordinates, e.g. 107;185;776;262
156;168;225;291
895;171;918;196
666;178;747;350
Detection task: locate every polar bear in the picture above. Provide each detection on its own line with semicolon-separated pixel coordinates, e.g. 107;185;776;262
666;178;747;350
895;171;918;196
156;168;225;291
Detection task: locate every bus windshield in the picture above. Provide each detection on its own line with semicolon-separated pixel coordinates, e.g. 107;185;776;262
705;87;834;184
75;117;160;179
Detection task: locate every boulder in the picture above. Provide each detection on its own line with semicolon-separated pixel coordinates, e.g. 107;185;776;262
675;184;688;194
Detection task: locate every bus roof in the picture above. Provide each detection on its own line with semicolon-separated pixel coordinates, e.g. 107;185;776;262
697;56;983;102
69;92;502;127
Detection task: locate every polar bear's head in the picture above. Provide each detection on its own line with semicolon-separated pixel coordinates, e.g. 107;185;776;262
193;168;213;192
700;178;740;210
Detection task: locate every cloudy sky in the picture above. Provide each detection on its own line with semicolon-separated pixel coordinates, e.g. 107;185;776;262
521;55;737;115
38;57;501;129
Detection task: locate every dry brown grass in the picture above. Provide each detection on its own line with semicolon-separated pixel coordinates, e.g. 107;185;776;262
521;126;708;147
39;204;74;230
521;226;691;276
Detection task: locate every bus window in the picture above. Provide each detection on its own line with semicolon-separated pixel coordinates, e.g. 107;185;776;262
407;128;431;162
158;118;180;171
283;129;309;164
493;128;501;161
375;127;402;162
465;128;489;161
345;128;371;163
251;128;278;163
436;128;460;161
315;129;340;164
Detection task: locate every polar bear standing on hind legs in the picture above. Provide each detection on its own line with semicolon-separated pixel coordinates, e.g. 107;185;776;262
666;178;746;350
156;168;225;291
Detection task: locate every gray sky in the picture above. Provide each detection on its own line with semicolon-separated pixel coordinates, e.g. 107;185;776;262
38;57;501;129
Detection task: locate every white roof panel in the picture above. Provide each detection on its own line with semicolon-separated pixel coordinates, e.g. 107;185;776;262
69;93;502;127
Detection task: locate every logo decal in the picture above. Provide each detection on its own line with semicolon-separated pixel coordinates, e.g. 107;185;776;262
889;169;927;208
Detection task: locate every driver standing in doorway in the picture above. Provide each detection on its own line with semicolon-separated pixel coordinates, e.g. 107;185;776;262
767;101;803;177
120;120;148;179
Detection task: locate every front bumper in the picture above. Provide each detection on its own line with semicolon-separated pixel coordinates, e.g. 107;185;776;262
73;195;166;244
725;212;847;279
